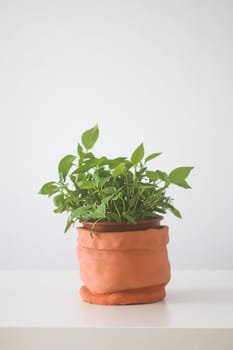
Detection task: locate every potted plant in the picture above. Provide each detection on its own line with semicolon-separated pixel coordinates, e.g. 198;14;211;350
39;125;193;305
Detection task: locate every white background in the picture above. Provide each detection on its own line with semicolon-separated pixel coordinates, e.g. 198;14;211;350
0;0;232;269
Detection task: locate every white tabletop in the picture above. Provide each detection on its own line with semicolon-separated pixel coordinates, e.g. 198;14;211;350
0;270;233;328
0;270;233;349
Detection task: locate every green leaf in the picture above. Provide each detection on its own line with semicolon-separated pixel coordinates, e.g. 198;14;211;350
38;182;59;197
169;167;194;188
77;143;84;166
81;124;99;150
92;203;106;219
107;157;127;168
72;158;98;174
77;180;95;189
96;176;110;188
71;206;88;220
139;184;154;189
170;206;182;218
77;143;83;157
112;162;125;177
128;195;138;208
146;170;159;182
157;170;169;182
53;193;65;207
145;153;162;162
131;143;144;166
83;152;95;160
122;213;136;224
103;186;117;195
97;156;108;166
175;179;191;189
54;207;64;213
58;154;76;181
102;194;115;205
109;212;121;222
155;207;166;214
64;217;73;233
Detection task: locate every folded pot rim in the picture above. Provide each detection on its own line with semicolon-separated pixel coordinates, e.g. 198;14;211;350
79;217;164;232
77;226;169;251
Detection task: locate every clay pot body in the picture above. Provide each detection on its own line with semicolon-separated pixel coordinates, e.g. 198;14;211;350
77;220;170;305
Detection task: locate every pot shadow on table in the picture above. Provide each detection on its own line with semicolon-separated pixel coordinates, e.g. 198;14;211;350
166;286;233;305
77;286;233;327
78;298;171;327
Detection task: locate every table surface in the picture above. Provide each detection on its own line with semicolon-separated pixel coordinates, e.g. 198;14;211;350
0;270;233;329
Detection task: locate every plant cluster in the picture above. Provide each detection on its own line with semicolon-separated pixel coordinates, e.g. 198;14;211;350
39;125;193;232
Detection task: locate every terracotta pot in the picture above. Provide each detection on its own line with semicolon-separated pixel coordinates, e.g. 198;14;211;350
77;220;170;305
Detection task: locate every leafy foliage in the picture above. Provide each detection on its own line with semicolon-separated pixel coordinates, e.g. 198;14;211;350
39;125;194;232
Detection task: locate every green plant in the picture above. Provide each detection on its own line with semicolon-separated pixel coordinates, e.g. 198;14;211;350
39;125;194;232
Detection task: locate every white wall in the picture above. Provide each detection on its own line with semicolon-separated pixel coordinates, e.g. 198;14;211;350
0;0;232;269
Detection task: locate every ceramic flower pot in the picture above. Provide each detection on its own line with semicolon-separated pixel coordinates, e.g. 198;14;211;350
77;220;170;305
